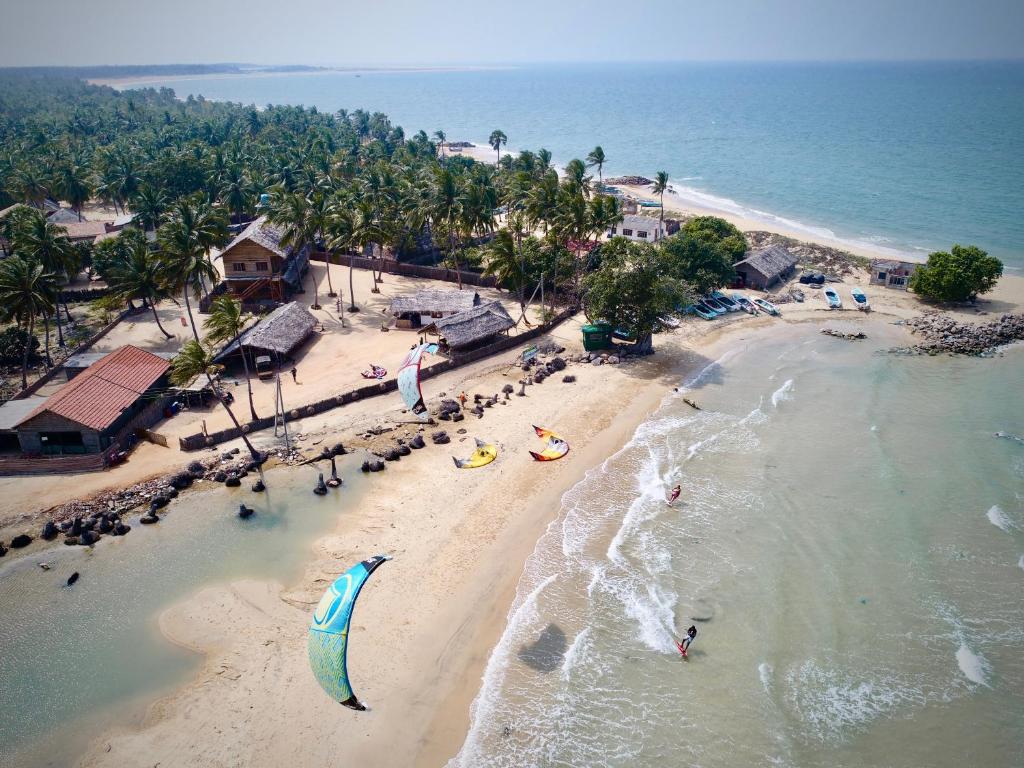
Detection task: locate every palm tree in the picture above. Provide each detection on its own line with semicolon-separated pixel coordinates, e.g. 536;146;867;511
586;146;607;187
537;148;553;174
204;295;259;422
55;162;93;221
267;190;321;309
8;164;49;209
0;256;57;388
325;197;358;311
652;171;669;226
433;130;446;161
12;208;79;348
427;165;464;288
563;159;591;197
157;196;228;343
170;340;265;471
489;130;508;163
104;229;175;339
219;164;252;225
131;185;169;232
483;228;529;318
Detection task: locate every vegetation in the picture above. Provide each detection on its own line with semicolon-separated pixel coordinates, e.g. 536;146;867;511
652;171;669;226
660;218;748;295
0;326;40;366
681;216;748;264
203;296;259;422
0;256;58;386
94;228;175;338
909;245;1003;303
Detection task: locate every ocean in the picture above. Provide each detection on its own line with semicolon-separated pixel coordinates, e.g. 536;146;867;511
124;62;1024;270
449;321;1024;767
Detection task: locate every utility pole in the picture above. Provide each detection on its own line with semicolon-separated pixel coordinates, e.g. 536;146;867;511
273;371;290;451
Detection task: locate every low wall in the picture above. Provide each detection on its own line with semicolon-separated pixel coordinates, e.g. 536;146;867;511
177;309;574;451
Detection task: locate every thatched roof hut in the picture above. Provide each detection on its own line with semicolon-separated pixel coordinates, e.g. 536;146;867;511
388;289;480;328
427;301;515;351
215;301;318;362
733;244;797;290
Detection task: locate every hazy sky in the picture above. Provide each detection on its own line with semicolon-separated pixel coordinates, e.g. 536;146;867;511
2;0;1022;67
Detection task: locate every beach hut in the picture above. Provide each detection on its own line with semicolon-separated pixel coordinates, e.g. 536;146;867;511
388;289;480;329
213;301;318;369
608;214;666;243
217;216;310;305
869;259;919;290
426;301;516;354
733;245;797;290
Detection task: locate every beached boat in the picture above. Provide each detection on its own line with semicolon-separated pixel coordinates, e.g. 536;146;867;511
732;293;757;314
696;300;725;317
824;287;842;309
711;291;741;311
702;296;728;313
686;304;717;321
658;314;681;328
851;287;870;311
752;297;781;316
638;200;660;208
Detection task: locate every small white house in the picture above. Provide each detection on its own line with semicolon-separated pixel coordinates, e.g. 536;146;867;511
608;214;666;243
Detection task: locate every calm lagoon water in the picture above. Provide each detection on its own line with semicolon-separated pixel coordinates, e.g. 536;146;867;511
126;62;1024;269
0;456;370;767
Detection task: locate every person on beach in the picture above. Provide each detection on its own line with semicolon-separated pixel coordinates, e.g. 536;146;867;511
290;366;298;384
679;625;697;655
459;391;468;407
667;484;681;506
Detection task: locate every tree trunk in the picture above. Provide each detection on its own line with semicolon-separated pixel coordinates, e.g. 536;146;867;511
150;300;173;339
348;260;358;311
324;251;336;297
205;371;265;481
42;313;53;366
634;333;655;355
20;316;34;389
55;301;66;348
183;289;201;344
239;349;259;421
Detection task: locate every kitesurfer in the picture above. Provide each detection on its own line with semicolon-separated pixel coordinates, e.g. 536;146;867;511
667;485;681;506
679;625;697;656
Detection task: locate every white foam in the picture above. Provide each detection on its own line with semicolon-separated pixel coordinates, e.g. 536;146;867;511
1018;554;1024;571
561;627;591;680
759;662;774;695
955;643;990;686
987;505;1014;532
771;379;794;408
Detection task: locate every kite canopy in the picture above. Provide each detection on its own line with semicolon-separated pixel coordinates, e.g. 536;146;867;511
397;343;437;417
308;555;390;710
453;438;498;469
529;425;569;461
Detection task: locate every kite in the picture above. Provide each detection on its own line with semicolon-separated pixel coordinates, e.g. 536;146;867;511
453;438;498;469
308;555;390;711
529;425;569;461
397;343;438;418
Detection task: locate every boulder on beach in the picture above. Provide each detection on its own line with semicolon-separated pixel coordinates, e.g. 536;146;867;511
140;514;159;525
224;474;241;487
79;530;100;546
112;523;131;536
41;521;59;540
213;471;228;483
361;460;371;473
252;480;266;492
10;534;32;549
398;444;411;456
410;435;426;449
369;460;386;472
332;443;347;456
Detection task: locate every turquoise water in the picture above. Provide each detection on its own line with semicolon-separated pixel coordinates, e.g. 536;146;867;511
0;456;370;767
450;322;1024;767
127;62;1024;268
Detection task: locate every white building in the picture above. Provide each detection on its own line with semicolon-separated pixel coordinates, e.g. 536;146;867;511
607;214;666;243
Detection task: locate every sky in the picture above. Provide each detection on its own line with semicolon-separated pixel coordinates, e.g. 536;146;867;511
1;0;1022;67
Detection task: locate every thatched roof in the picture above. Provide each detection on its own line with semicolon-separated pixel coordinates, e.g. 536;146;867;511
216;301;317;360
389;289;480;316
430;301;515;349
220;216;293;260
735;244;797;279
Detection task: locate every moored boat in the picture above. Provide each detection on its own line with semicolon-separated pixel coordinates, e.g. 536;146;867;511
702;296;728;313
824;287;842;309
732;293;757;314
711;291;741;311
851;287;870;311
751;297;781;316
686;304;717;321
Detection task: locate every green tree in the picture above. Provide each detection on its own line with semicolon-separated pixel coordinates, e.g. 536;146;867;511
11;207;79;349
681;216;748;263
131;185;170;232
204;295;259;422
652;171;669;226
268;190;323;309
488;129;508;163
0;255;57;387
586;146;607;187
909;245;1003;303
660;230;737;296
583;239;693;354
55;162;93;221
103;229;175;339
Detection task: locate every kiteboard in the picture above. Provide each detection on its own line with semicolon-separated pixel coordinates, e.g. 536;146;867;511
675;641;688;658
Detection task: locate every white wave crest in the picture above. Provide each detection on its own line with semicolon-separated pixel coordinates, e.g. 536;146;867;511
955;643;990;686
987;505;1014;532
771;379;795;408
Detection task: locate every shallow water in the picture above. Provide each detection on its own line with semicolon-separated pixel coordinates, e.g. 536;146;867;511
451;323;1024;767
0;455;370;767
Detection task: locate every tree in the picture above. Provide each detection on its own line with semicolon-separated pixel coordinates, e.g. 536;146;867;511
652;171;669;226
103;229;175;339
131;185;170;232
268;190;322;309
0;255;57;387
909;245;1003;303
170;340;265;471
484;229;533;318
433;129;446;161
681;216;747;263
660;231;737;296
489;130;508;163
204;295;259;422
586;146;607;187
55;162;93;221
11;207;79;349
583;239;693;354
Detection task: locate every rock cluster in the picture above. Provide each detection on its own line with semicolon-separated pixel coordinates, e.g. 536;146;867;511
821;328;866;340
604;176;653;186
896;312;1024;356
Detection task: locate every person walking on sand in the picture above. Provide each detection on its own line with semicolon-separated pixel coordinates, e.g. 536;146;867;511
667;484;681;506
290;366;298;384
459;391;468;408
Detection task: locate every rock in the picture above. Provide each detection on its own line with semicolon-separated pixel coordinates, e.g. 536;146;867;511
140;514;159;525
150;495;170;510
10;533;32;549
607;356;619;364
224;474;241;487
550;356;567;371
452;412;465;421
409;435;426;449
165;487;179;499
502;384;515;394
384;449;401;462
239;504;255;519
563;375;577;383
41;521;59;540
398;444;411;456
97;517;113;534
187;460;205;475
63;535;79;546
592;358;604;366
213;471;228;483
0;542;6;557
369;460;386;472
252;480;266;492
112;523;131;536
79;530;100;546
361;460;371;472
332;443;347;456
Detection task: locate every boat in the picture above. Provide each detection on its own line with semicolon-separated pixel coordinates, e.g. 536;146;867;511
751;297;780;316
658;314;681;328
824;287;842;309
702;296;728;313
638;199;660;208
711;291;741;311
851;287;870;311
791;289;805;303
696;300;725;317
686;304;717;321
731;293;757;314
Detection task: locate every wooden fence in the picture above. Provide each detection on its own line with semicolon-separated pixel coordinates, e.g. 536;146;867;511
312;252;499;289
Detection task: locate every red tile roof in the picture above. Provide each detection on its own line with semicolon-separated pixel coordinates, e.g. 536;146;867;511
18;345;170;432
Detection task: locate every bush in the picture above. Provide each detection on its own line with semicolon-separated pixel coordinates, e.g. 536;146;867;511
0;326;39;364
909;245;1003;303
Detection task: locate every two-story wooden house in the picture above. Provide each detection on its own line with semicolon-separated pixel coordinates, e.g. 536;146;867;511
217;216;310;305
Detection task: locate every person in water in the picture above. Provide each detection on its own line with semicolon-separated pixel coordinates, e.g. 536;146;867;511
679;625;697;654
667;484;682;506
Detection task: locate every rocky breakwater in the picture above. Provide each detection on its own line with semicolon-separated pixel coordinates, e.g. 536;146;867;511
605;176;653;186
895;312;1024;356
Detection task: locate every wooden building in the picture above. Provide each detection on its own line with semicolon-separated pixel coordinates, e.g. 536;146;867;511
14;345;170;456
213;301;318;367
426;301;516;354
388;289;480;329
733;245;797;290
217;216;310;305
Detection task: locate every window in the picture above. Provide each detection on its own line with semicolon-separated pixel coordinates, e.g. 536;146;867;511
255;262;269;272
637;230;648;239
622;228;633;237
610;227;617;235
232;262;247;272
877;271;887;280
891;276;906;286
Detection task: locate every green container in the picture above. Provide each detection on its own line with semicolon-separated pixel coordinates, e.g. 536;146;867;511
582;323;613;351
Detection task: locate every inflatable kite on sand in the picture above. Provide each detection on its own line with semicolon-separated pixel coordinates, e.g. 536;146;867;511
529;425;569;461
397;343;438;418
453;438;498;469
308;555;390;711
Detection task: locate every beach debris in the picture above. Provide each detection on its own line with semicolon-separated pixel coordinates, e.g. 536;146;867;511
38;562;51;570
682;397;701;410
821;328;866;340
10;534;32;549
66;572;80;587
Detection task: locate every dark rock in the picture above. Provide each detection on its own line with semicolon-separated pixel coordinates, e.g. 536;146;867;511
41;521;59;540
170;472;193;490
70;517;83;536
410;435;426;449
79;530;100;546
151;495;170;510
452;412;465;422
112;523;131;536
369;460;386;472
187;460;205;475
562;375;577;383
213;471;228;483
398;444;411;456
64;536;79;546
97;517;113;534
252;480;266;492
384;449;400;462
224;474;241;488
332;443;347;456
361;460;371;472
165;487;179;499
140;514;159;525
239;504;255;519
10;534;32;549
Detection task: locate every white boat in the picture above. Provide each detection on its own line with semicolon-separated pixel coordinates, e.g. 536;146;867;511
751;297;780;316
851;287;870;311
659;315;681;328
824;287;842;309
